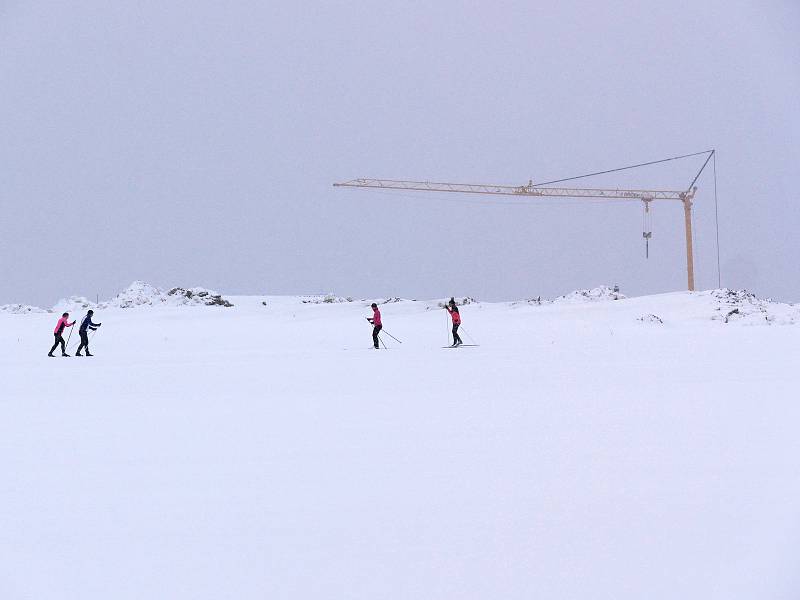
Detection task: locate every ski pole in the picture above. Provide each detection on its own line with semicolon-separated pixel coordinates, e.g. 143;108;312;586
445;305;451;345
459;326;478;345
381;329;402;343
65;321;75;349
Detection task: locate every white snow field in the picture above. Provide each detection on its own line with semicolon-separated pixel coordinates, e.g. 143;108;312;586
2;286;799;600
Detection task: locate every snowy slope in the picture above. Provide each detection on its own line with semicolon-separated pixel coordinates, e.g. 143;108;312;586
1;290;799;600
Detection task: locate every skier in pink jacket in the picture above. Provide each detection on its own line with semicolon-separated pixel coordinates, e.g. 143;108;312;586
48;313;75;357
367;303;382;349
445;298;463;346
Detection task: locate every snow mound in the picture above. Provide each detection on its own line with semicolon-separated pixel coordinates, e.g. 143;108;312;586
554;285;626;304
108;281;164;308
301;294;354;304
50;282;234;311
107;281;233;308
0;303;48;314
52;296;97;313
707;289;799;325
512;286;625;307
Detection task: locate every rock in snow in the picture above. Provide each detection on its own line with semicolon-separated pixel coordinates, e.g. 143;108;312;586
166;287;234;307
707;288;798;325
637;313;664;325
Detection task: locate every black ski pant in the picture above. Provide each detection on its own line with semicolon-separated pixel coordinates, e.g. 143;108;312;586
373;325;382;348
77;331;90;354
49;334;66;355
452;324;463;345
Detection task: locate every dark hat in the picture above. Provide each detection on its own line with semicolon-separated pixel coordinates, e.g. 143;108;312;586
62;312;69;317
371;303;378;308
87;309;94;315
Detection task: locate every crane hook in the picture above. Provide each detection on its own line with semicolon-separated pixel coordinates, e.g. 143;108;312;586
642;199;653;259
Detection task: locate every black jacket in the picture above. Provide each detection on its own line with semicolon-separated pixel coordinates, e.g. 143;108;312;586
79;314;100;333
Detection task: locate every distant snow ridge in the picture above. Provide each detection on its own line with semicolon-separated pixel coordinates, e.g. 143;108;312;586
554;286;626;304
0;303;48;314
514;286;625;306
301;294;354;304
708;289;798;325
437;297;478;308
300;295;419;305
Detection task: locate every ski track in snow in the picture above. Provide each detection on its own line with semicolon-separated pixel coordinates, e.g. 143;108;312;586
2;290;800;599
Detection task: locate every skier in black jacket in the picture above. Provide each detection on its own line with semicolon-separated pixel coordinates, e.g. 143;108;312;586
76;310;102;357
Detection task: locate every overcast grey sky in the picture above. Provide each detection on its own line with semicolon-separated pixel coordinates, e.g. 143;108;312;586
1;1;798;306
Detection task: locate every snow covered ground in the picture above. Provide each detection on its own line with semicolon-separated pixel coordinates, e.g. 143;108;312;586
2;287;799;599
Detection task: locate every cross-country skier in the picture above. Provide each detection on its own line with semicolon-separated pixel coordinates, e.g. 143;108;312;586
445;298;463;347
48;312;75;357
367;303;382;349
76;310;102;357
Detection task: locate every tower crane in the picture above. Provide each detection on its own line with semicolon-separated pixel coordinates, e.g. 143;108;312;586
333;151;716;291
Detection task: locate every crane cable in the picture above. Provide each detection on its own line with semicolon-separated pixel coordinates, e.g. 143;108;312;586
531;150;714;187
530;148;720;285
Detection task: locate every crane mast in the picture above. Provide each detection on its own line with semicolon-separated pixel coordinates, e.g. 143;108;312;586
333;178;698;291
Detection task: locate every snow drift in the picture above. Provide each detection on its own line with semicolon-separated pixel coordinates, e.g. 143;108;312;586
0;303;47;314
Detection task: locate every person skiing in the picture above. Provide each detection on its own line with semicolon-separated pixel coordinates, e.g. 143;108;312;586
366;303;382;349
445;298;463;347
76;310;102;356
48;312;75;357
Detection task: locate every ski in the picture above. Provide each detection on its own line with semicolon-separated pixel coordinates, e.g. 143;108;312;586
441;344;480;348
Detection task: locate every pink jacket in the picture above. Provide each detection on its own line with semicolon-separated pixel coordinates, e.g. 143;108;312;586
372;308;382;326
54;316;74;335
447;306;461;325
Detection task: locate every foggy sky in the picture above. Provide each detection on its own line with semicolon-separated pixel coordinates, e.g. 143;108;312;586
2;1;798;307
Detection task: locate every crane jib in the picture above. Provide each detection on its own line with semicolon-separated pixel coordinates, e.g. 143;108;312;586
333;179;685;201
